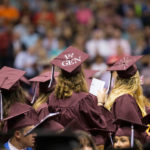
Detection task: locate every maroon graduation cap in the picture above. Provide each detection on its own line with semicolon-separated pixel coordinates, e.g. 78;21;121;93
51;46;89;73
48;46;89;89
107;55;143;94
3;103;38;133
29;71;59;104
25;112;63;136
107;55;143;78
0;66;25;120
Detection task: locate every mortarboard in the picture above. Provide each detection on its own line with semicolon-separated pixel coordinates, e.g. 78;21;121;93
0;66;26;120
107;55;143;94
29;71;59;104
25;112;61;136
51;46;89;73
107;55;143;78
114;118;147;147
48;46;89;89
3;103;38;133
0;66;25;90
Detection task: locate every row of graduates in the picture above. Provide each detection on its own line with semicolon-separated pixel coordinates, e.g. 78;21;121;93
0;46;150;150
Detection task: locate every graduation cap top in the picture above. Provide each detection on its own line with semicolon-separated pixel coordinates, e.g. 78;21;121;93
51;46;89;73
29;71;59;83
3;103;38;132
107;55;143;78
0;66;25;90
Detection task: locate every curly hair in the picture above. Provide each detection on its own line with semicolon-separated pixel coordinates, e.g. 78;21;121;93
105;71;150;117
3;86;26;118
54;69;88;99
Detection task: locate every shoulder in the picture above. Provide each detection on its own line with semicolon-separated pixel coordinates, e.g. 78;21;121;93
115;94;135;104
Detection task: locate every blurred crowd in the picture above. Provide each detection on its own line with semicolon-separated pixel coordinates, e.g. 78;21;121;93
0;0;150;96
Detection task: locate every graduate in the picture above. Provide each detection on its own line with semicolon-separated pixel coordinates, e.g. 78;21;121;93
47;46;115;149
97;56;150;126
29;71;59;120
0;66;38;134
2;106;38;150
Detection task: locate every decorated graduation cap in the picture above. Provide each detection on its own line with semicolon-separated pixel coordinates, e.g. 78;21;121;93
107;55;143;94
107;55;143;78
49;46;89;88
3;103;38;133
29;71;59;104
25;112;62;136
0;66;25;120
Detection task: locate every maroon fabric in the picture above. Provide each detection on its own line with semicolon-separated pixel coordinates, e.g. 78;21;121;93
0;66;25;90
117;64;137;79
111;94;143;126
51;46;89;73
47;91;114;145
107;55;143;78
36;103;49;121
115;126;146;144
111;94;148;144
3;102;38;132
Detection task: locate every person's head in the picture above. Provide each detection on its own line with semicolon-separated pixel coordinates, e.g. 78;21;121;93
0;67;26;118
55;67;88;99
12;125;36;148
3;105;38;148
30;71;59;108
105;56;148;115
51;46;89;99
75;130;97;150
113;136;143;150
114;136;130;149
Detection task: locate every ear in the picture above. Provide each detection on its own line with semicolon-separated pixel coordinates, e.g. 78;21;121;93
14;130;22;139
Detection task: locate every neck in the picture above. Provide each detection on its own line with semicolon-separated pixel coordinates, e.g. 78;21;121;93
10;137;24;150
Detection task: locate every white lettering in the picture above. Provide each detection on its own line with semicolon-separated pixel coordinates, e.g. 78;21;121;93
64;53;74;59
61;56;82;66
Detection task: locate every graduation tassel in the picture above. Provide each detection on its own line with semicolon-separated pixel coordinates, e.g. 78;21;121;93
107;71;112;95
109;132;113;147
0;90;3;120
131;125;134;148
48;65;55;88
31;83;38;104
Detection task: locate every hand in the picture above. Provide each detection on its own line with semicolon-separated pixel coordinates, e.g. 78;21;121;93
97;88;107;106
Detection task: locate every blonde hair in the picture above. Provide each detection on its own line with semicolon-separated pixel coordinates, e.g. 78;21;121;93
105;71;150;117
33;93;50;110
54;69;88;99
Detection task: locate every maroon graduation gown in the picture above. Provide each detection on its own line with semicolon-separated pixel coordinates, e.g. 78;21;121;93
47;91;113;145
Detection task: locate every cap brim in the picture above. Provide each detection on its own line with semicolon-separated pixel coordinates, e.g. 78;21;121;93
25;112;60;136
